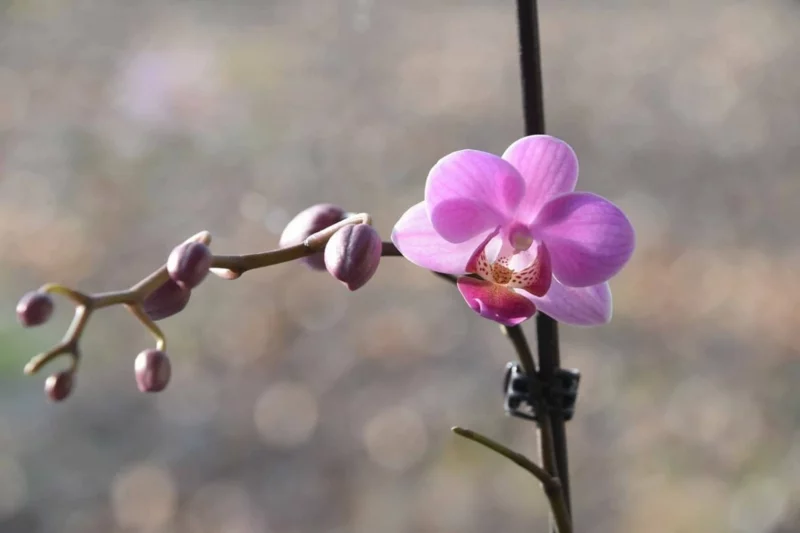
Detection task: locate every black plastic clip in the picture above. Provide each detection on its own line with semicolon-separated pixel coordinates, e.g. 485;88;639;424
503;362;580;423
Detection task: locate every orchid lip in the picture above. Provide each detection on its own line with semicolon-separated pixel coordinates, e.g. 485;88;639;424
466;235;552;298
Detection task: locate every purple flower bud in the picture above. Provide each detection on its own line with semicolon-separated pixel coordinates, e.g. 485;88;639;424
16;291;54;327
324;224;382;291
280;204;346;271
142;279;191;321
167;241;212;289
45;371;73;402
134;349;171;393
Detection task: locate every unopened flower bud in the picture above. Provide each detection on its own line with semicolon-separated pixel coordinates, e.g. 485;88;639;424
143;280;190;321
134;349;171;393
182;230;212;246
45;371;73;402
280;203;346;270
167;241;212;289
16;291;54;327
324;224;382;291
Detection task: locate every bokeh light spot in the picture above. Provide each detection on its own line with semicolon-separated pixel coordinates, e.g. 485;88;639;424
363;407;428;471
254;381;319;448
185;482;263;533
111;462;176;530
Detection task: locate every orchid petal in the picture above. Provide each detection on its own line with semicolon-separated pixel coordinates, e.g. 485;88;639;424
425;150;525;242
457;277;537;326
392;202;489;275
532;192;635;287
526;280;612;326
502;135;579;215
429;198;503;243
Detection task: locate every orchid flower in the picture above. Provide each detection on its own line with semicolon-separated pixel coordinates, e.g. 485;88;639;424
392;135;635;327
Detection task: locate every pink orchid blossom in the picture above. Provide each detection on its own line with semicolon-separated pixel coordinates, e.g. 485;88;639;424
392;135;635;326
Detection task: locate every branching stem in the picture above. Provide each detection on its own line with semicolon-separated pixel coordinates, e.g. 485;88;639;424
452;427;572;533
23;217;381;377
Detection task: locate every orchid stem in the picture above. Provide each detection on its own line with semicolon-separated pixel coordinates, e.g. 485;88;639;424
126;304;167;352
452;427;571;533
516;0;573;528
25;222;402;377
501;324;537;378
210;213;374;277
536;314;570;511
452;426;552;488
381;241;402;256
23;231;212;376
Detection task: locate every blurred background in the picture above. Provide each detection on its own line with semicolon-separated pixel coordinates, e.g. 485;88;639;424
1;0;799;532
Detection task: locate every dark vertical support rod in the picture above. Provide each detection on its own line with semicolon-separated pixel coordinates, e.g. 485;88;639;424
514;0;573;518
515;0;545;133
536;315;570;512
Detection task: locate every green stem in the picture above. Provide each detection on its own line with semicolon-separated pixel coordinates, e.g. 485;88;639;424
210;213;373;277
452;427;572;533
